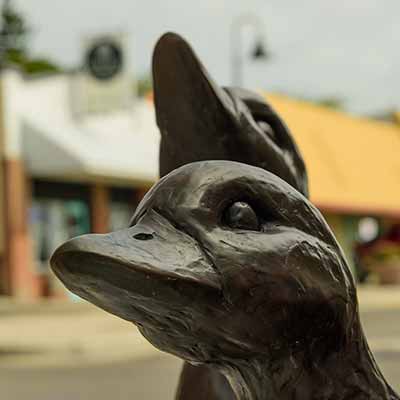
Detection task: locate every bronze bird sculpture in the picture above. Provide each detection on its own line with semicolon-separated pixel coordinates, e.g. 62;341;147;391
152;32;308;399
51;161;398;400
50;32;398;400
153;33;308;198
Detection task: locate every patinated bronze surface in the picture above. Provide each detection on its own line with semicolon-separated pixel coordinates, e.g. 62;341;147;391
153;32;309;400
50;33;398;400
51;161;398;400
153;33;308;198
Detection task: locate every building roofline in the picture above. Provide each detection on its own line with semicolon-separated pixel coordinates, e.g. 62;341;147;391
316;201;400;218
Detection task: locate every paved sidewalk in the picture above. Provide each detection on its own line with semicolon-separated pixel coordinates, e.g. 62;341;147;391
0;301;159;368
357;285;400;311
0;285;399;368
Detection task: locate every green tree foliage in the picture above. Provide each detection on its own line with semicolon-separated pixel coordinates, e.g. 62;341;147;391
280;91;344;110
314;97;343;110
137;75;153;97
0;0;61;75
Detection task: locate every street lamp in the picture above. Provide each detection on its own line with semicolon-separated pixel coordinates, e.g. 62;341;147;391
230;14;269;87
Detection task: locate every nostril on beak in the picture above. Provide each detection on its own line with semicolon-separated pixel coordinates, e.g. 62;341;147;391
133;233;154;241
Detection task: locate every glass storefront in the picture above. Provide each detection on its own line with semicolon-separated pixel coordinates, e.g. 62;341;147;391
28;180;139;297
110;187;138;231
30;199;90;273
30;180;91;297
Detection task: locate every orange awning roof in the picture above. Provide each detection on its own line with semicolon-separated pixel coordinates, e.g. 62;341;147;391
265;93;400;217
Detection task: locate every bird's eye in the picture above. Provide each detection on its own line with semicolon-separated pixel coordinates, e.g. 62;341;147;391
256;120;276;142
224;202;259;231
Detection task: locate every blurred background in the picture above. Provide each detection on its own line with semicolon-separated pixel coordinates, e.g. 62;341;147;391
0;0;399;398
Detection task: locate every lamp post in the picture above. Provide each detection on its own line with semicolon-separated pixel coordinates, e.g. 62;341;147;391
230;14;269;87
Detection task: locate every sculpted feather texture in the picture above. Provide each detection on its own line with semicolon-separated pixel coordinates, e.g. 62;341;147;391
51;161;398;400
50;33;398;400
152;31;309;400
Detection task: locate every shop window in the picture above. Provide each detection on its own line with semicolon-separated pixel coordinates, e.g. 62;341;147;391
31;180;91;272
110;187;138;231
30;199;90;273
110;202;133;231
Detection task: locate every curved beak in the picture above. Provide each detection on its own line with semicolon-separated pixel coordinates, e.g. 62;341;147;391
152;32;239;176
50;210;221;324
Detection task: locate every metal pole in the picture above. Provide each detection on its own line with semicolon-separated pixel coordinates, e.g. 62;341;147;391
230;14;266;87
230;20;243;87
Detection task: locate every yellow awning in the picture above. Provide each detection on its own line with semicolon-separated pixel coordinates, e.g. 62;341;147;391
265;93;400;217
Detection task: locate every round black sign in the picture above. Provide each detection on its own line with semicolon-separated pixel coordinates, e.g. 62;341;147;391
86;40;123;81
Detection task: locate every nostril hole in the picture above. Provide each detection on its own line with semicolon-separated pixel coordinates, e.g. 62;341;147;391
133;233;154;241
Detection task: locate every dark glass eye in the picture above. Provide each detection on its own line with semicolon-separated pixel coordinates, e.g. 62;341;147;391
224;202;259;231
256;120;276;141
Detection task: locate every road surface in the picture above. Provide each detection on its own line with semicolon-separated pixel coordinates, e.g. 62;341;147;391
2;309;399;399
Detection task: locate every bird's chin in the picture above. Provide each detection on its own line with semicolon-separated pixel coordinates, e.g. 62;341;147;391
138;324;215;365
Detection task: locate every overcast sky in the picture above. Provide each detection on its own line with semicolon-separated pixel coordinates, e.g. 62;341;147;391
13;0;400;115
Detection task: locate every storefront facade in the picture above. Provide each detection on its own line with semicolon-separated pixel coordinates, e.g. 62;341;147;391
29;180;144;297
0;71;399;299
0;67;157;299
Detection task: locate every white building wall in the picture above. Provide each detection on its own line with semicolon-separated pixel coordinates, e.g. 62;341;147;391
0;68;160;184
